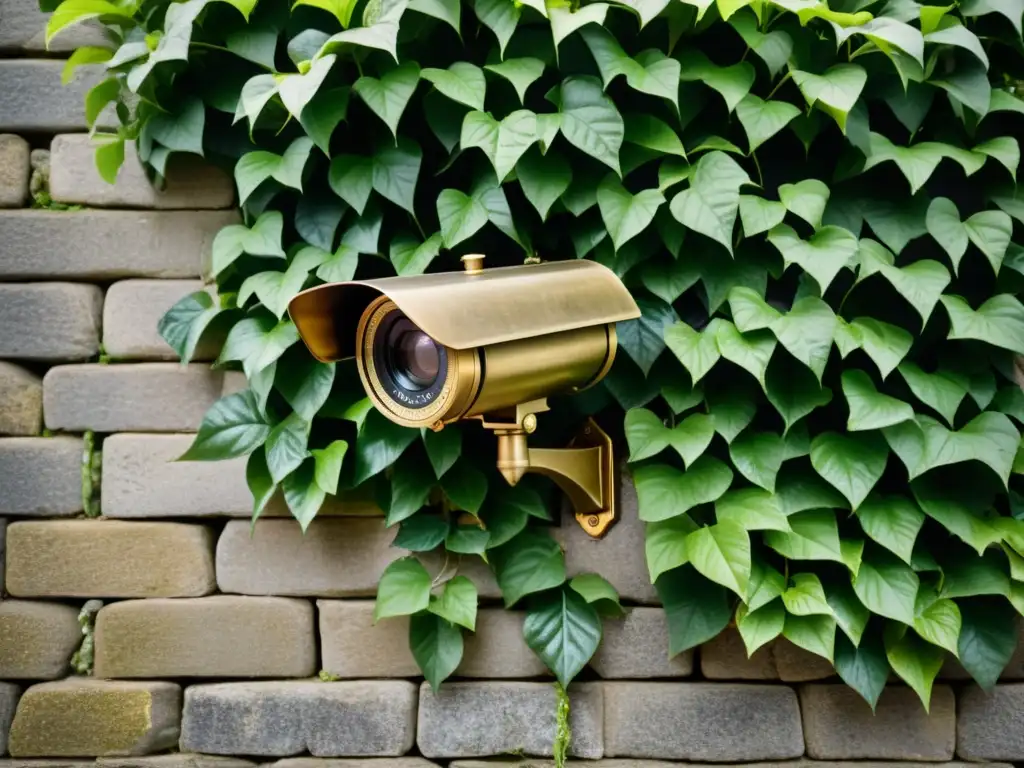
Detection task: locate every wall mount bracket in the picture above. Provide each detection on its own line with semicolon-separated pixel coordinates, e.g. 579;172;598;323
471;399;617;538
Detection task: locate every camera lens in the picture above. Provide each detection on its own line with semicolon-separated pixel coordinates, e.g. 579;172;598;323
387;317;441;390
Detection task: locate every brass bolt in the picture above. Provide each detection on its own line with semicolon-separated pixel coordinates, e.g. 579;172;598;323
587;515;600;528
461;253;485;275
523;413;537;433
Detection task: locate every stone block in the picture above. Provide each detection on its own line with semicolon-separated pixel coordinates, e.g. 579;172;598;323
0;61;109;132
103;280;215;361
273;760;439;768
50;135;234;209
602;682;804;760
43;364;224;432
0;518;6;594
700;627;834;681
959;684;1024;760
449;762;682;768
0;283;102;361
5;520;216;598
591;607;691;678
0;210;237;280
180;681;417;757
0;683;19;755
0;135;29;208
0;0;108;50
773;637;838;681
94;596;315;678
417;682;603;758
0;363;42;435
319;601;546;678
0;601;80;679
801;684;954;760
562;468;657;603
99;758;256;768
0;437;83;516
8;680;180;757
217;519;403;596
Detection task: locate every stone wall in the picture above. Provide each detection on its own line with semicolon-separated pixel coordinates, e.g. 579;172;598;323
2;3;1024;768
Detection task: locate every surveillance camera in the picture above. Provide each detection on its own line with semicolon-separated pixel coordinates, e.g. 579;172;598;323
287;255;641;537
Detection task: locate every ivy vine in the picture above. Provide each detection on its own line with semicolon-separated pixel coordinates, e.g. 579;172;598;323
50;0;1024;712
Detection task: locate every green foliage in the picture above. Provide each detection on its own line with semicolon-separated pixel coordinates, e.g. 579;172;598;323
57;0;1024;708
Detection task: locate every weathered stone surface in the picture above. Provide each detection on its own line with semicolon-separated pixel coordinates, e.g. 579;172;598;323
0;762;97;768
319;602;546;678
603;683;804;760
959;684;1024;760
218;519;404;596
0;518;6;594
94;596;315;678
0;210;237;280
0;437;83;516
0;601;80;679
273;760;439;768
50;135;234;209
8;680;181;757
99;757;257;768
562;469;656;603
0;363;42;435
0;683;19;755
592;608;691;678
0;0;108;50
44;364;224;432
801;684;954;760
180;681;417;757
0;62;109;132
103;280;216;361
417;682;603;758
0;284;102;361
101;433;250;517
700;628;834;681
5;520;215;598
0;135;29;207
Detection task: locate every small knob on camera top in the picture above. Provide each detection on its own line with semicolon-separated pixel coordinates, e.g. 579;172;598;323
461;253;485;274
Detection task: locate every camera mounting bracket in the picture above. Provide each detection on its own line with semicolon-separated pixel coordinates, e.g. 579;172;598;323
471;399;617;538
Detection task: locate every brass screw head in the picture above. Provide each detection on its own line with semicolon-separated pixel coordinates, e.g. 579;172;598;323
461;253;485;274
523;414;538;433
587;515;600;528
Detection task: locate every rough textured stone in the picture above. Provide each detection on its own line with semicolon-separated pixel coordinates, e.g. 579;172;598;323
450;762;682;768
180;681;417;757
801;684;954;760
273;761;439;768
94;596;315;678
562;468;656;603
0;363;42;435
0;210;237;280
0;437;83;516
0;284;102;361
50;135;234;209
8;680;180;757
0;683;19;755
417;682;603;758
602;683;804;760
0;135;29;208
217;519;404;596
99;758;257;768
103;280;216;361
0;0;107;50
700;628;834;681
959;684;1024;760
0;62;110;132
44;364;224;432
0;518;6;594
5;520;215;598
591;607;691;678
0;601;80;679
319;602;546;678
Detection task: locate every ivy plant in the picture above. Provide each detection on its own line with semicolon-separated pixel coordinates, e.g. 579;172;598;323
49;0;1024;712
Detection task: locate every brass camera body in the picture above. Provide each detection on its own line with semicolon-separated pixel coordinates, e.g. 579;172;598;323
288;256;641;537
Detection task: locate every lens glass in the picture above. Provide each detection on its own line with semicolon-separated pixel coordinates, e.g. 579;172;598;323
387;318;441;391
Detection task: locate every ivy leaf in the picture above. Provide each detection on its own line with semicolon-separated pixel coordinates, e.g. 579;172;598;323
728;434;785;494
421;62;486;111
782;573;833;616
633;457;734;521
678;49;755;112
736;600;785;656
728;287;782;333
856;493;924;565
485;58;545;104
310;440;347;496
960;0;1023;37
913;589;961;655
558;76;624;174
778;179;830;229
645;515;698;581
656;565;732;655
810;431;888;510
548;0;609;49
854;548;920;624
768;224;858;293
846;317;913;380
352;62;420;140
857;240;950;326
941;294;1024;356
437;188;489;247
580;26;681;112
770;298;835;383
474;0;520;56
375;557;433;620
625;114;687;158
783;613;836;663
265;412;311;483
235;137;314;207
461;109;538;182
842;369;915;431
686;520;751;596
490;529;566;608
178;390;270;461
792;64;867;132
393;514;449;551
597;176;665;250
665;319;723;384
897;362;966;426
826;579;870;644
616;296;677;375
957;598;1018;689
422;427;461;479
570;573;625;617
965;210;1013;274
410;612;464;690
523;586;602;687
516;148;571;221
715;322;777;389
446;525;490;555
670;151;750;255
390;233;441;276
351;409;418;486
279;56;337;120
408;0;461;32
766;357;833;434
834;17;925;68
386;450;436;526
281;460;326;530
885;629;944;711
739;196;787;237
158;290;222;365
735;94;801;152
835;632;889;711
730;13;793;77
765;509;844;563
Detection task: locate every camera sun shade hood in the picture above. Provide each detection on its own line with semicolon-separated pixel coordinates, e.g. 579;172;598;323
287;259;642;363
